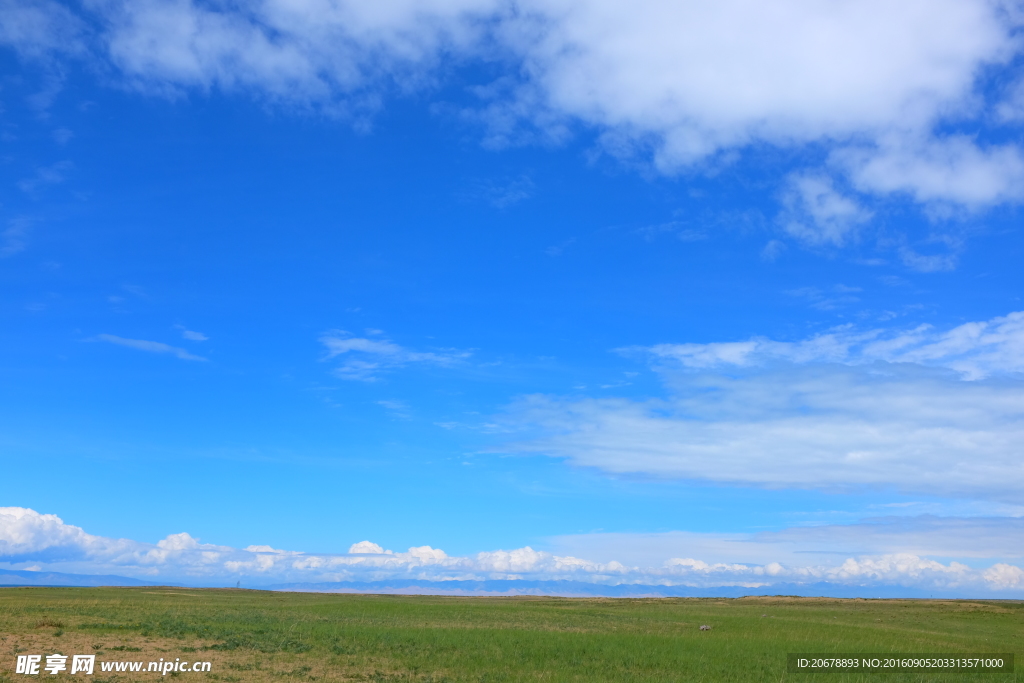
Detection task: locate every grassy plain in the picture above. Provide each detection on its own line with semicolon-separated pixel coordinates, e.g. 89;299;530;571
0;587;1020;682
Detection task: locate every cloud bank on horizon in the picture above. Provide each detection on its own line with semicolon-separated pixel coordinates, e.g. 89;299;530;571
5;0;1024;228
2;507;1022;594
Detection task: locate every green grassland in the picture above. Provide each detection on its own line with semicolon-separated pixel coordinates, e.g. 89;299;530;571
0;587;1021;682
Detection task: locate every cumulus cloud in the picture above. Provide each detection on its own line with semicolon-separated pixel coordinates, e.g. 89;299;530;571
838;135;1024;207
3;0;1024;212
95;333;207;361
0;507;169;564
59;0;1009;145
983;563;1024;589
0;507;106;560
506;0;1008;160
320;330;468;380
348;541;388;554
2;508;1022;594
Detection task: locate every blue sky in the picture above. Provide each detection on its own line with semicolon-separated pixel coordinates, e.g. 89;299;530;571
1;0;1023;595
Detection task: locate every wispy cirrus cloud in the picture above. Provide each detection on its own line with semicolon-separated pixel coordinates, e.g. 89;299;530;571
461;175;535;208
173;324;208;341
17;160;72;195
95;334;207;361
500;370;1024;501
320;331;468;380
626;310;1024;380
497;311;1024;501
0;217;33;257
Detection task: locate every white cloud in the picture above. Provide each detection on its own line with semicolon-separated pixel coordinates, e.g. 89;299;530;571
0;508;238;571
90;0;495;110
4;0;1024;211
552;517;1024;569
779;174;871;247
0;0;84;60
500;369;1024;501
17;160;73;194
0;217;33;257
0;507;103;558
496;312;1024;500
174;325;208;341
52;127;74;145
983;563;1024;589
763;517;1024;561
493;0;1024;211
95;333;207;361
630;310;1024;379
0;507;162;564
508;0;1007;158
786;284;862;311
348;541;388;554
897;242;960;273
547;518;1024;591
2;507;1022;593
464;175;535;208
838;135;1024;207
320;330;468;380
760;239;786;262
63;0;1007;146
996;75;1024;122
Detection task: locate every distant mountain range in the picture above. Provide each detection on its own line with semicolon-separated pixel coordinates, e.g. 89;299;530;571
0;570;1010;599
0;569;156;587
261;579;978;599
